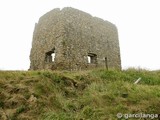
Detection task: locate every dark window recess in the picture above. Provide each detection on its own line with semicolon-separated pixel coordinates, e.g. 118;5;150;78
45;49;55;62
87;53;97;64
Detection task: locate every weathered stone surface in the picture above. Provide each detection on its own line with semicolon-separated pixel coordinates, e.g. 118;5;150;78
29;7;121;71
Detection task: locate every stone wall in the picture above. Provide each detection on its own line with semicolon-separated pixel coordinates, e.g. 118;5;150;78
30;7;121;70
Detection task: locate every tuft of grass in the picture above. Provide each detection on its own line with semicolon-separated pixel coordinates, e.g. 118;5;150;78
16;105;26;114
0;101;4;108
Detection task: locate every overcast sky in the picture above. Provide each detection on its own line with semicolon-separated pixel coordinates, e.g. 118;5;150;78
0;0;160;70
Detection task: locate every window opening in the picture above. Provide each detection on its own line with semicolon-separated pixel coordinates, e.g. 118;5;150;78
87;56;91;63
87;53;97;64
45;49;55;62
51;53;55;62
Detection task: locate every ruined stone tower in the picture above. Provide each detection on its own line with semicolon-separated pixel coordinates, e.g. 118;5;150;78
30;7;121;70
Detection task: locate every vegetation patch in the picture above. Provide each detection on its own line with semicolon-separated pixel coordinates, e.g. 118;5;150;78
0;69;159;119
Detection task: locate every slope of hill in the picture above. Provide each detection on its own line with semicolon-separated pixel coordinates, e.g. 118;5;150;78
0;69;160;120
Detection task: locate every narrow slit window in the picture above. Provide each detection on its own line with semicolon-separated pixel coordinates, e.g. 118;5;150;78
105;57;108;70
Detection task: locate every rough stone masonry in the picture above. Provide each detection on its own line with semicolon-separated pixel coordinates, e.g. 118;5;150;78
29;7;121;71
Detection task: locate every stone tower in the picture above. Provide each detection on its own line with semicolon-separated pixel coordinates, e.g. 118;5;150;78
30;7;121;70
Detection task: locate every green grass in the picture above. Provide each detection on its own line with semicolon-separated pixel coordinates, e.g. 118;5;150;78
0;69;159;120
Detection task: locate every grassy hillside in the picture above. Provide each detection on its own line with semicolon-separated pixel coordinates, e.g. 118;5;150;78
0;69;160;120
